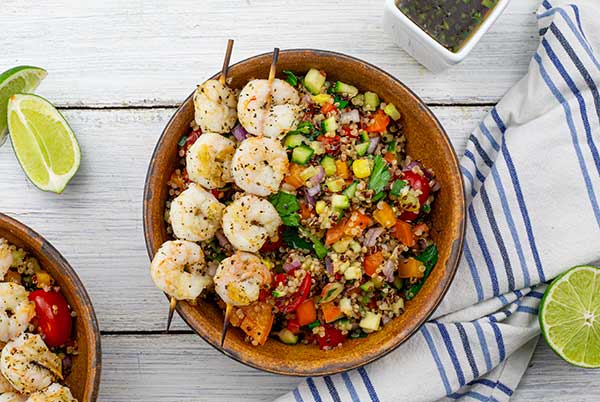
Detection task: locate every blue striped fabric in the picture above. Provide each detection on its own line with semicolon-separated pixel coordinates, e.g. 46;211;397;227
276;1;600;401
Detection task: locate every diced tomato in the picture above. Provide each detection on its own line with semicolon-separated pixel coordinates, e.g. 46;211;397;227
287;317;301;335
317;135;341;155
391;220;415;247
297;299;317;326
364;252;384;277
275;272;312;313
260;226;283;253
28;290;73;347
274;273;287;287
258;288;270;302
341;126;356;138
399;171;431;221
316;325;346;349
365;110;390;133
184;130;202;152
321;103;336;114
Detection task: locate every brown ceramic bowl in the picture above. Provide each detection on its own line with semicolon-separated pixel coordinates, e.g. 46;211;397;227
144;49;465;376
0;214;101;400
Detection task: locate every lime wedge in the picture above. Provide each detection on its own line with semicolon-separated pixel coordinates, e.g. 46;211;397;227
7;94;80;194
0;66;47;143
539;265;600;368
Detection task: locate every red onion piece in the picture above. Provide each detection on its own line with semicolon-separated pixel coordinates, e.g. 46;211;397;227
215;230;230;247
231;124;248;142
382;259;395;282
367;137;380;154
306;184;321;197
430;179;441;192
303;94;314;104
403;160;420;172
283;259;301;273
306;166;325;188
363;227;384;248
340;109;360;125
325;256;334;275
305;192;316;206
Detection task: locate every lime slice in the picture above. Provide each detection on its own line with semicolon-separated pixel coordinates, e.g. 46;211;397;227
539;265;600;368
0;66;47;143
7;94;80;194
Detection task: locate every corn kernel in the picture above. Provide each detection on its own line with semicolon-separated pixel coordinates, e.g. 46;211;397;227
312;94;333;105
352;159;371;178
315;200;326;215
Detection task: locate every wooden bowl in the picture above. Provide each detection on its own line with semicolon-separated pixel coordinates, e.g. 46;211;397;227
0;214;101;400
144;49;465;376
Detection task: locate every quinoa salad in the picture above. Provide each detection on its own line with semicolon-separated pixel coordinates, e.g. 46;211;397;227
0;238;78;401
150;66;439;350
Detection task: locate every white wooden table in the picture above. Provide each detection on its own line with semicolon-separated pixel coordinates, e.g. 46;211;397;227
2;1;599;401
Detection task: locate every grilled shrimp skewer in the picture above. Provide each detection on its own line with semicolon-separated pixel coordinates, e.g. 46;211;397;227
166;39;235;332
214;251;273;346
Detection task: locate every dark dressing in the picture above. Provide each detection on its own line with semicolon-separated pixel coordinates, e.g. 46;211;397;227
397;0;499;53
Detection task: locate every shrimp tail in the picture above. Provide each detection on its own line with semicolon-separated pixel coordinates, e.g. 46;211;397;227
166;296;177;333
220;303;234;347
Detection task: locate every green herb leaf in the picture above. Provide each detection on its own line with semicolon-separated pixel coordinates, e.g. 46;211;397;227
368;156;391;194
281;227;312;250
422;204;431;213
372;192;386;203
308;320;321;329
390;179;407;196
288;121;319;139
269;191;300;227
387;140;396;152
178;135;188;147
333;95;348;108
282;70;298;87
300;228;328;259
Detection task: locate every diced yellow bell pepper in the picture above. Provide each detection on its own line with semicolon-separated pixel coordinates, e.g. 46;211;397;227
312;94;333;105
352;159;371;178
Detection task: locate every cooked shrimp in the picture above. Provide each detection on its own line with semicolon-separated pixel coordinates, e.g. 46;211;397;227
0;283;35;343
214;251;272;306
150;240;213;301
0;368;16;394
231;137;288;196
237;79;300;138
186;132;236;189
0;333;62;394
222;194;282;253
26;383;75;402
0;240;13;281
0;393;24;402
193;79;238;133
169;183;225;242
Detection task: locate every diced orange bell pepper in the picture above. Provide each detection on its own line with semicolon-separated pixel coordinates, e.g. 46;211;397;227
383;152;396;164
299;201;313;220
336;160;350;179
392;221;415;247
344;211;373;236
365;110;390;133
297;298;317;326
325;218;348;246
229;302;274;346
373;202;397;228
364;252;384;277
321;302;344;323
285;163;305;189
397;257;426;279
321;103;336;114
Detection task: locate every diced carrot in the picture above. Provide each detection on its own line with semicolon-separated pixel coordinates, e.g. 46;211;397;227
373;202;397;228
391;221;415;247
335;160;350;179
230;302;274;346
321;103;336;114
344;211;373;236
285;163;305;189
297;298;317;326
397;257;426;279
364;252;384;277
365;110;390;133
326;218;348;246
321;302;343;323
383;152;396;164
299;201;313;220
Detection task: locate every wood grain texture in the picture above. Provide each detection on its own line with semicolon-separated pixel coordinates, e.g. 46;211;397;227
1;0;539;107
99;334;600;402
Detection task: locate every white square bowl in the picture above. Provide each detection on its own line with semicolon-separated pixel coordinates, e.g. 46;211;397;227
383;0;512;73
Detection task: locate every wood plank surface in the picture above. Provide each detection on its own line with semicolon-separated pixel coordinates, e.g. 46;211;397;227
1;0;539;107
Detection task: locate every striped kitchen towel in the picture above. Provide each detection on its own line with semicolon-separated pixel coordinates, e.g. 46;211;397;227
275;1;600;401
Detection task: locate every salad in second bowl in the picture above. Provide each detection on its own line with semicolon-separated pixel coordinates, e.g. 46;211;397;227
150;65;440;349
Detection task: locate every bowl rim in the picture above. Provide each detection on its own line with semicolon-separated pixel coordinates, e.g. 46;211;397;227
143;48;466;376
0;212;102;399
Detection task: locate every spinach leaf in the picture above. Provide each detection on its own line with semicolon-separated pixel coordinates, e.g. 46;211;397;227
368;155;391;194
281;226;312;250
282;70;298;87
269;191;300;227
405;245;439;300
299;228;328;259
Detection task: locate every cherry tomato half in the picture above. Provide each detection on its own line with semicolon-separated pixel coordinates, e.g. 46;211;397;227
316;325;346;349
399;171;431;221
29;290;73;347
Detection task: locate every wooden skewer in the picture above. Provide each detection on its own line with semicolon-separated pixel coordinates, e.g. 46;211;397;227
166;296;177;332
263;47;280;115
219;39;235;85
220;303;234;347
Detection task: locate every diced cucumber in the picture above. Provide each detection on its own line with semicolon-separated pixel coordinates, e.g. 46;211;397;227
310;140;325;155
340;298;353;316
372;276;385;288
360;281;375;292
360;131;369;142
278;328;299;345
364;92;380;111
392;299;405;315
342;181;358;198
332;238;350;253
315;200;327;215
359;312;382;331
393;277;404;290
320;156;337;176
331;194;349;210
384;103;401;121
348;240;361;253
300;166;319;181
284;133;307;148
344;264;362;280
292;145;314;165
326;178;346;193
333;81;359;97
356;142;370;156
351;93;364;106
322;116;338;133
303;68;326;95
